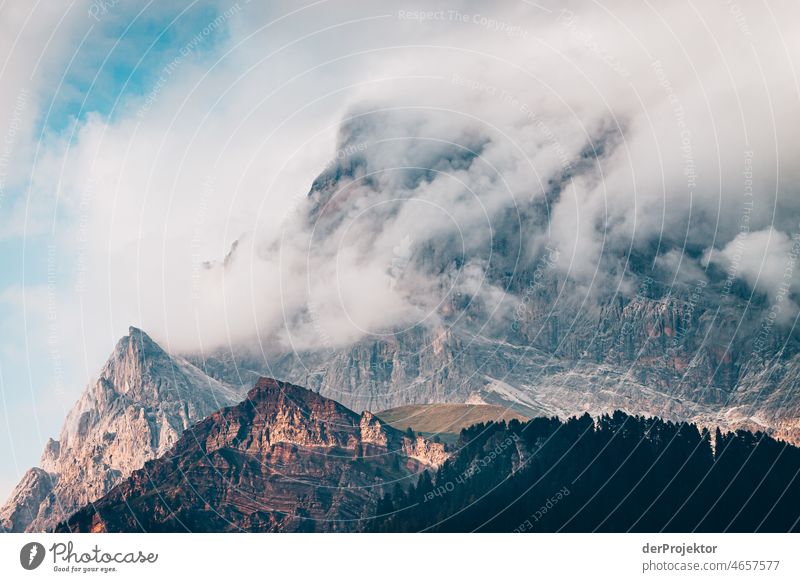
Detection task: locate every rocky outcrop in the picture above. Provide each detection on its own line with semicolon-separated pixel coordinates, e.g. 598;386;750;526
208;315;796;447
0;468;56;532
59;378;447;533
402;435;450;467
0;327;243;532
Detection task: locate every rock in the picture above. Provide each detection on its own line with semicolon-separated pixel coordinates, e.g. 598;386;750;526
0;468;56;532
58;378;448;533
0;327;244;532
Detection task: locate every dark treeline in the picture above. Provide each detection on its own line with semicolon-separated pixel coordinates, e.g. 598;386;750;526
369;411;800;532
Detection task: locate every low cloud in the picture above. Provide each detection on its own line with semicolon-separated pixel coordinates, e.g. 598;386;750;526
706;228;800;317
9;0;799;358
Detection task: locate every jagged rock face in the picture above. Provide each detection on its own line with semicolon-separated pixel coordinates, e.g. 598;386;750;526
200;300;799;448
0;327;243;532
59;378;447;533
297;315;785;447
0;468;56;532
266;325;482;412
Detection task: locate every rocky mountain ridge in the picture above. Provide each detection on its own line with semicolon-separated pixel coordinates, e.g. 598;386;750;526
59;377;447;532
195;309;800;450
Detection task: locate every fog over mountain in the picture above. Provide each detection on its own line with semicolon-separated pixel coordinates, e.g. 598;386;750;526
179;2;800;353
20;0;796;357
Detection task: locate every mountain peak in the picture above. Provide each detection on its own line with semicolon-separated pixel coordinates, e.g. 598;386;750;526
248;376;301;397
60;377;448;533
118;326;165;359
246;377;328;407
1;327;244;532
222;376;366;452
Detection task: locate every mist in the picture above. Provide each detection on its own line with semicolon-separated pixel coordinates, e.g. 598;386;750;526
20;0;799;360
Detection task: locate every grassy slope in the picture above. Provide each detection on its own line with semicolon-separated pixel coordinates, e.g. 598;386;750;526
376;403;528;442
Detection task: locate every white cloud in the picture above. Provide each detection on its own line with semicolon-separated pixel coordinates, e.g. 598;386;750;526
706;227;800;306
12;0;800;358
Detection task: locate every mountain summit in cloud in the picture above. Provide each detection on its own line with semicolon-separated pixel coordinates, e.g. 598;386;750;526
180;106;800;448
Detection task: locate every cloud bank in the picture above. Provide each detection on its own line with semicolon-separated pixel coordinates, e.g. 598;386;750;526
12;0;800;361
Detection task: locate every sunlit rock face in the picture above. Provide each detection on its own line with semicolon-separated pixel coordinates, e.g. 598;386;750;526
59;378;447;533
1;327;242;532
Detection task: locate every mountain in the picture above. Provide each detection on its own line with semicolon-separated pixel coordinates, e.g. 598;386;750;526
200;299;800;450
57;385;800;533
58;378;447;532
377;403;528;441
0;468;54;534
190;109;800;447
370;412;800;533
0;327;243;532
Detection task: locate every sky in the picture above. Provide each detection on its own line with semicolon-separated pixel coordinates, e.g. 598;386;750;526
1;0;799;501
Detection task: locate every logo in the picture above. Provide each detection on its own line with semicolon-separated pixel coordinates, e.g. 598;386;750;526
20;542;46;570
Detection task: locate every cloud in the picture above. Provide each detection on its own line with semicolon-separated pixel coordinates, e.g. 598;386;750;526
9;0;800;359
0;2;95;237
706;227;800;311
